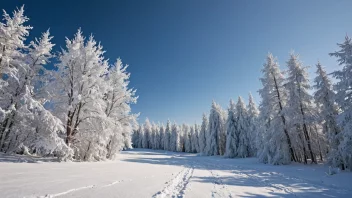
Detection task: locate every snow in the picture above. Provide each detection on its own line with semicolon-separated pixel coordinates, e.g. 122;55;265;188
1;149;352;198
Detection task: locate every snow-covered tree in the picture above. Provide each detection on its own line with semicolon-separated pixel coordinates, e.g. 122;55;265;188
225;99;238;158
184;125;192;153
154;123;161;149
46;29;109;159
103;59;138;157
192;124;199;153
0;6;31;79
170;122;178;152
330;36;352;170
170;123;180;152
0;7;70;158
206;101;226;156
164;120;171;151
258;53;294;165
132;126;140;148
198;113;208;154
137;125;144;148
143;118;152;149
159;124;165;150
247;93;260;156
220;107;227;155
285;53;317;164
180;123;189;152
235;96;250;158
150;122;156;149
0;6;138;161
314;62;342;167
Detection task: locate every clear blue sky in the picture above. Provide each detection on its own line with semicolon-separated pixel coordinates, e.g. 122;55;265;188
3;0;352;124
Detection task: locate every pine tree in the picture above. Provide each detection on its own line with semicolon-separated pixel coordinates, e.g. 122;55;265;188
236;97;250;158
185;125;192;153
181;124;189;152
154;123;160;150
132;126;140;148
150;122;156;149
225;99;238;158
159;124;165;150
198;113;208;154
219;107;227;155
170;122;178;151
314;62;343;168
330;36;352;170
247;93;260;156
164;120;171;151
285;53;317;164
258;53;295;164
137;125;144;148
192;124;200;153
206;101;225;156
143;118;152;149
172;123;181;152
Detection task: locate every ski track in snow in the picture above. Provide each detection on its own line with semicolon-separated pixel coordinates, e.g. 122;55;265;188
153;166;194;198
209;169;233;198
35;180;124;198
39;185;96;198
198;161;233;198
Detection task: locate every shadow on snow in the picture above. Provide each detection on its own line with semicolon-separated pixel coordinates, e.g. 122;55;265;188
121;149;352;198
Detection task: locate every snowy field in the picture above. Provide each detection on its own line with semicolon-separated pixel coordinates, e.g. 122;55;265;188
1;149;352;198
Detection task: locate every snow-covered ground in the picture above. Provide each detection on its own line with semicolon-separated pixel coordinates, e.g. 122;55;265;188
1;149;351;198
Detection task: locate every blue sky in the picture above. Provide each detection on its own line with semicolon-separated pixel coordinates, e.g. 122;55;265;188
3;0;352;124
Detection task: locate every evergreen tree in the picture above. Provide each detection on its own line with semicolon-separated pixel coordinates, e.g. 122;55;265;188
137;125;144;148
225;99;238;158
198;113;208;154
185;125;192;153
285;53;317;164
314;62;343;167
330;36;352;170
159;124;165;150
192;124;200;153
143;118;152;149
173;123;181;152
164;120;171;151
247;93;260;156
170;122;178;151
258;53;294;164
206;101;225;156
236;96;250;158
181;124;189;152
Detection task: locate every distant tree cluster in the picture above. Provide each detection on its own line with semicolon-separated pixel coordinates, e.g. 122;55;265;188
0;6;138;161
133;44;352;171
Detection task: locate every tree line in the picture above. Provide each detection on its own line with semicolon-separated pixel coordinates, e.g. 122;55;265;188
133;48;352;171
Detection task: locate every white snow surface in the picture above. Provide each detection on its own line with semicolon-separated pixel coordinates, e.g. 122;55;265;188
1;149;352;198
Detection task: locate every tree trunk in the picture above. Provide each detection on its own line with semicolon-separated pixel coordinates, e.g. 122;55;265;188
66;111;73;146
302;122;316;164
0;112;15;151
83;141;91;161
272;73;296;162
